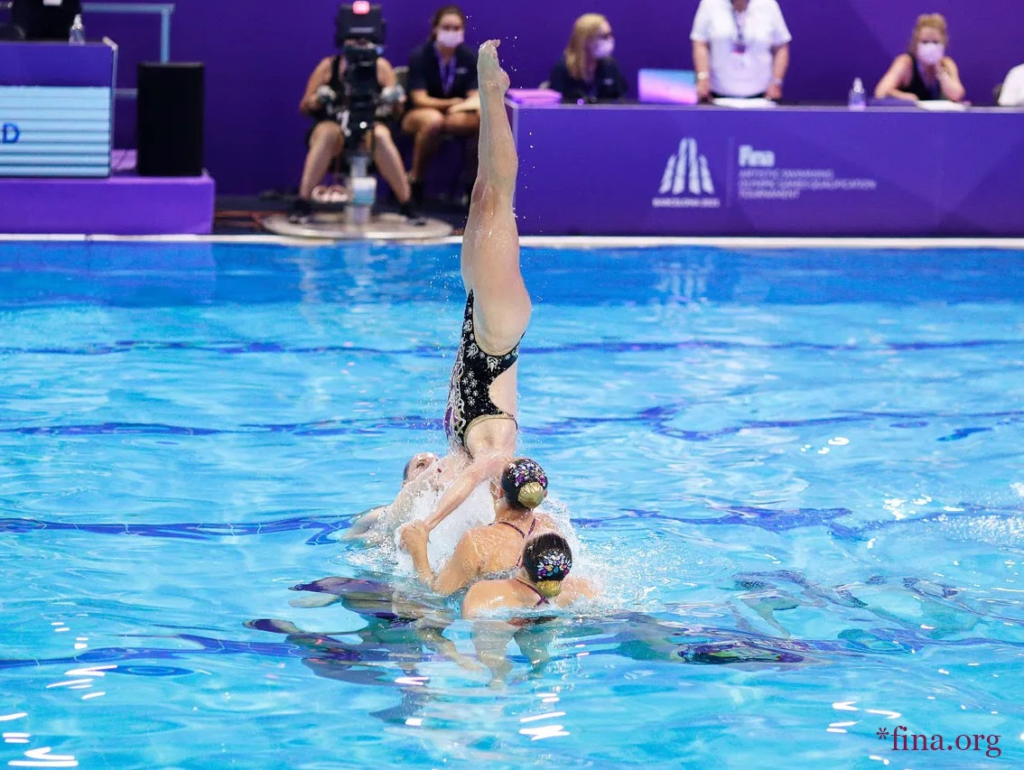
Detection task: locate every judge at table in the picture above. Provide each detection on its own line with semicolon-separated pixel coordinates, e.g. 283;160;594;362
549;13;628;104
690;0;791;102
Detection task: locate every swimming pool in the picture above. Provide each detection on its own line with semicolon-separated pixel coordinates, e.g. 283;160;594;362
1;240;1022;768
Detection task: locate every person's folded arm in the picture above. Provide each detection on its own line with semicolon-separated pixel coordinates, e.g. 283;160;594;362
407;53;456;111
410;88;459;111
938;59;966;102
449;90;480;113
300;57;332;116
875;54;916;100
376;57;397;89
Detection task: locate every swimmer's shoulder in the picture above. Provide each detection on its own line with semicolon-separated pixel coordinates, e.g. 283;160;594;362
462;578;517;619
557;575;599;605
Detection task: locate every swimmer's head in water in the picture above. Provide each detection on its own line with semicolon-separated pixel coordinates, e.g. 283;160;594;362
523;533;572;598
402;452;440;485
500;458;548;510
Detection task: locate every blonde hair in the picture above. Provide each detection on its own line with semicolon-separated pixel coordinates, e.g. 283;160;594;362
517;481;546;510
564;13;608;81
909;13;949;52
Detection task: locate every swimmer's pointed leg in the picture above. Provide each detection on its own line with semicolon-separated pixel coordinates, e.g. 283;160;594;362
460;39;529;353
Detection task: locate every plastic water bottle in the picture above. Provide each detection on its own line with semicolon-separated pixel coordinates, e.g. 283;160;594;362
848;77;866;111
69;14;86;45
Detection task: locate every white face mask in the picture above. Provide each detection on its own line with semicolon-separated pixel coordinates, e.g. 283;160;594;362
436;30;464;48
917;41;945;66
591;38;615;59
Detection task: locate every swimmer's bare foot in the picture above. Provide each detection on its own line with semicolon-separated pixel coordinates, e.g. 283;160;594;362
478;39;510;95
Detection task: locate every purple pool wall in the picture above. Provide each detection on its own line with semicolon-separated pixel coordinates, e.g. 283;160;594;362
88;0;1020;195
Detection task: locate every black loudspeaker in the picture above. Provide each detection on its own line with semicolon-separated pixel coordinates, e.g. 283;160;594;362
137;62;205;177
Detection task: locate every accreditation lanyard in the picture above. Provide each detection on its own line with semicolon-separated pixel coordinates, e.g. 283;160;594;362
732;8;748;54
437;48;457;95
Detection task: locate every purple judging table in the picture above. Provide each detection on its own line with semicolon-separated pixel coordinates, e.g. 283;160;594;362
509;102;1024;237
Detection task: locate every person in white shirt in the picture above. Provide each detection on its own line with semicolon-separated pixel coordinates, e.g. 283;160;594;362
691;0;791;101
998;64;1024;107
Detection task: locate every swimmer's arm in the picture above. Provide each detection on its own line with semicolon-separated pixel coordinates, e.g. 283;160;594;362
342;506;384;541
384;475;428;526
423;454;507;532
404;526;480;596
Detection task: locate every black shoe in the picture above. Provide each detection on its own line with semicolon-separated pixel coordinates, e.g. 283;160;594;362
409;179;425;205
399;200;427;226
288;198;313;224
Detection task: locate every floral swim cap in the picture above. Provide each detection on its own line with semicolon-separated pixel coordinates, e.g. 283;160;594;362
501;457;548;510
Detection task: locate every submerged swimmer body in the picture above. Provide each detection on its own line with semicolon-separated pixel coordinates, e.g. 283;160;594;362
401;458;559;595
462;532;595;619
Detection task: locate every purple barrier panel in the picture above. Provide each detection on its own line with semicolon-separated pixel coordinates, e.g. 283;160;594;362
0;172;215;235
512;104;1024;237
932;113;1024;235
0;42;114;87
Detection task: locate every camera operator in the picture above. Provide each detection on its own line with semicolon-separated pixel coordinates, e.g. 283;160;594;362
293;38;418;223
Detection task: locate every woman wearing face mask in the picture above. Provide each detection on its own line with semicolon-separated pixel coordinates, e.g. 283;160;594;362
691;0;791;102
875;14;965;103
402;4;480;204
549;14;628;104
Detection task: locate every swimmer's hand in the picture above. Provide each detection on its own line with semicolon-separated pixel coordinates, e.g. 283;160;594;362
478;40;510;93
398;521;429;553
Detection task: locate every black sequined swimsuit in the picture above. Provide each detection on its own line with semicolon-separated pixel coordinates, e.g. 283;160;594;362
444;291;521;449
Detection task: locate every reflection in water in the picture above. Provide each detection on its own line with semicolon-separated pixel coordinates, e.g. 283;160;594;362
4;568;1022;737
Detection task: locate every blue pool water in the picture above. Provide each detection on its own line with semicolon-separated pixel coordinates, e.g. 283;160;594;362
1;241;1023;768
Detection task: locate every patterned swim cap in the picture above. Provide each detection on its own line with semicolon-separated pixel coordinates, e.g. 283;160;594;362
501;457;548;510
523;533;573;583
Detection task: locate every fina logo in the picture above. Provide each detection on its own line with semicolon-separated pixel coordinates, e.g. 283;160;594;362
1;122;20;144
739;144;775;167
652;138;720;208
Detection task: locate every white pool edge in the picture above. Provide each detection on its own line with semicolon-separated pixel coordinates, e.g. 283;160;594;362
0;233;1022;250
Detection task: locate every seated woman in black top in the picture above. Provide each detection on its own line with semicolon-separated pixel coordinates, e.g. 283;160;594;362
401;4;480;201
295;41;416;221
875;13;966;103
549;13;628;104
